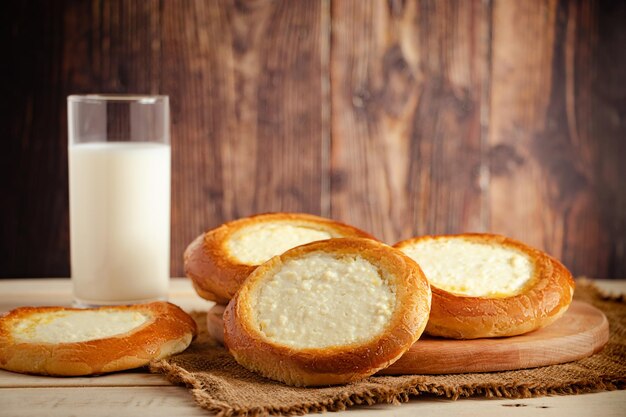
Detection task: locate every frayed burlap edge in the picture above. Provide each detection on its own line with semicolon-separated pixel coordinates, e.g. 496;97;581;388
150;278;626;416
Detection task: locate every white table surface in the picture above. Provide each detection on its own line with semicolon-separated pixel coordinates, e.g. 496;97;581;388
0;278;624;417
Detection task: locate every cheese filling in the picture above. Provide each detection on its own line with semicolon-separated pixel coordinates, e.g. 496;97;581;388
401;239;534;297
13;310;149;343
226;222;333;265
251;253;395;348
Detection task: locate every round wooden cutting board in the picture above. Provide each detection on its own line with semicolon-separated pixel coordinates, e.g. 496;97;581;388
206;300;609;375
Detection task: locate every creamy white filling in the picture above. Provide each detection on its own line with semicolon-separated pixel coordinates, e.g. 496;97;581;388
401;239;533;297
13;310;149;343
226;222;333;265
250;253;395;348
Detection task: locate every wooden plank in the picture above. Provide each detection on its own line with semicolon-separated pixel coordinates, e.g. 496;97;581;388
583;0;626;278
0;1;70;278
62;0;161;94
487;0;559;255
1;0;625;280
330;0;490;244
0;370;168;388
0;0;326;278
0;279;214;313
346;391;626;417
0;386;623;417
0;386;207;417
161;0;326;275
0;0;163;278
487;0;626;277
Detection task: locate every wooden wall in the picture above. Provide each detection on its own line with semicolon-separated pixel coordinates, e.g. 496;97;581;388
1;0;625;278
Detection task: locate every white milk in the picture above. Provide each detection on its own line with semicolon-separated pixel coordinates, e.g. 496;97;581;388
69;142;170;305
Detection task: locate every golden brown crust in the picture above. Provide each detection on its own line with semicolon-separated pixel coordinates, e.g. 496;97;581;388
394;233;575;339
184;213;377;303
223;238;431;386
0;302;197;376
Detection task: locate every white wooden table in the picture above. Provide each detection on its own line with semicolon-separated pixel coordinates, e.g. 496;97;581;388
0;278;624;417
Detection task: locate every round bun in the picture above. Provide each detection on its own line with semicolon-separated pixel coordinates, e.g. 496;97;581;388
184;212;377;303
0;302;197;376
223;238;431;386
394;233;575;339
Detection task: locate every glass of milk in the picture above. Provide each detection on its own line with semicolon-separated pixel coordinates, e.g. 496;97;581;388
68;95;170;306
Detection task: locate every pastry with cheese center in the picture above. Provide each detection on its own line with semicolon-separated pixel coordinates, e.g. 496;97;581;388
184;212;376;303
0;302;197;376
223;238;431;387
395;233;575;339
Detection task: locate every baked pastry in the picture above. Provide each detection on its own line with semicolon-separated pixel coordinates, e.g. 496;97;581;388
185;212;376;303
394;233;575;339
0;302;197;376
223;238;431;386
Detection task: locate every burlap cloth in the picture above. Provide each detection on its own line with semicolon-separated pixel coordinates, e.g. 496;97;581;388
150;279;626;416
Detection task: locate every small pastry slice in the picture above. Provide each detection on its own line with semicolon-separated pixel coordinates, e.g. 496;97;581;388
394;233;575;339
0;302;197;376
184;212;376;303
223;238;431;386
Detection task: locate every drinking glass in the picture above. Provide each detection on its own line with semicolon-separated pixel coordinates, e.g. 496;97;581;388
68;95;170;306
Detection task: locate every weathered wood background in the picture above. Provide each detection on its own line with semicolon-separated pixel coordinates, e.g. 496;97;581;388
1;0;625;278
